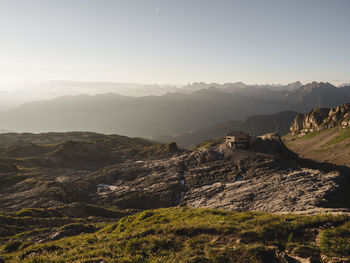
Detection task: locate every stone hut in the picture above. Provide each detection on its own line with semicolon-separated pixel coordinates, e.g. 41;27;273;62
225;131;254;149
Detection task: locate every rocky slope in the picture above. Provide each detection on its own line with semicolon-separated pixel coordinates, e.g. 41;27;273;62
0;132;349;214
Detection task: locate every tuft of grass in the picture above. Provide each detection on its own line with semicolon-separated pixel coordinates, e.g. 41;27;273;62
320;221;350;257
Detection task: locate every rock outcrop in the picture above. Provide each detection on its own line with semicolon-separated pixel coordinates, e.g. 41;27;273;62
290;103;350;135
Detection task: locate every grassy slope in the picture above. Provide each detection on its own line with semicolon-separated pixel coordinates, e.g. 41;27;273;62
284;127;350;167
1;207;349;262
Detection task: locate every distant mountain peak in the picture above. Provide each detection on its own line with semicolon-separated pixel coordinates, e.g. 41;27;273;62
303;81;335;89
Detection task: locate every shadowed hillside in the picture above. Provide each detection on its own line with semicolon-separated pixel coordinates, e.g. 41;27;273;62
157;111;298;148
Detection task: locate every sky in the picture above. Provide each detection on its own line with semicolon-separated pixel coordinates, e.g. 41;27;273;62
0;0;349;87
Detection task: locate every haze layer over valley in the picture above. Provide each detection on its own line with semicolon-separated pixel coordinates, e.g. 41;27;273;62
0;81;349;139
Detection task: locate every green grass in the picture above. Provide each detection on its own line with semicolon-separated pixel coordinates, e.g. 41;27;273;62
322;127;350;147
320;221;350;257
310;148;330;154
1;207;349;262
296;127;350;148
300;129;327;140
287;127;350;154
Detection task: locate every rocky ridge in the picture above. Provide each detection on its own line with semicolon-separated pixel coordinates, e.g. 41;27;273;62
290;103;350;135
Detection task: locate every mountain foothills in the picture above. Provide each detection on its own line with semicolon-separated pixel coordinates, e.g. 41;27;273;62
0;82;349;140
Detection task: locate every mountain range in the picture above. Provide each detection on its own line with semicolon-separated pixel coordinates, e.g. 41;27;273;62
0;80;300;111
0;82;349;140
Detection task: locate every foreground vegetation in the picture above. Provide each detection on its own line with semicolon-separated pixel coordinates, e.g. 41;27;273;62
1;207;349;262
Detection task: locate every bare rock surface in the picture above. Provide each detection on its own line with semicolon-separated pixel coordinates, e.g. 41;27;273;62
0;132;349;214
184;167;341;212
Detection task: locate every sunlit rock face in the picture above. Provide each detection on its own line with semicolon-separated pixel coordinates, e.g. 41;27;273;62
290;103;350;135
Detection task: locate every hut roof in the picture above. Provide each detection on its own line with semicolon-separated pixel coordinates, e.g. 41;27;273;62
226;131;247;136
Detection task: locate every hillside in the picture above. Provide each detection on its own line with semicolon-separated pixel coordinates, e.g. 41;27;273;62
0;132;179;162
1;207;349;262
157;111;298;148
0;82;349;139
285;103;350;168
285;127;350;168
0;131;349;212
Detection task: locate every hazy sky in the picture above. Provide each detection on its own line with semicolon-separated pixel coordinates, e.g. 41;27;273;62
0;0;349;86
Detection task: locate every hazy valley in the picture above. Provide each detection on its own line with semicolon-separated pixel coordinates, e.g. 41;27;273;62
1;82;350;141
